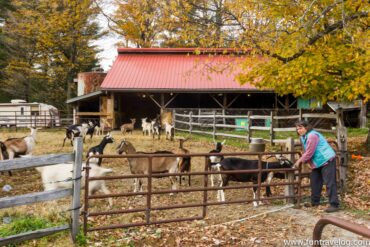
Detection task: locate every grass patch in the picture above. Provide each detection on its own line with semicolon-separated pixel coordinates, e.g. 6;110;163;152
0;214;57;237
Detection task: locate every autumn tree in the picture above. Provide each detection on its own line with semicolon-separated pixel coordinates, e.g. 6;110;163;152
2;0;103;109
110;0;164;47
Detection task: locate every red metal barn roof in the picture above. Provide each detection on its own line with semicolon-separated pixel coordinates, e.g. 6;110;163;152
101;48;263;92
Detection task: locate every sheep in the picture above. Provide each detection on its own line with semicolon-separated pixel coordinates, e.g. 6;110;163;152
120;118;136;135
163;122;174;141
36;159;113;206
116;139;178;193
208;140;225;187
86;133;114;166
215;156;293;206
176;138;191;186
4;127;38;160
141;118;152;136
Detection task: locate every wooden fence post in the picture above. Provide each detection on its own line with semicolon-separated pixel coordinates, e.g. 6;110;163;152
189;111;193;135
71;137;83;242
337;126;348;193
213;111;216;140
247;111;252;143
299;108;302;121
335;107;347;192
270;111;275;146
285;137;296;204
172;109;176;136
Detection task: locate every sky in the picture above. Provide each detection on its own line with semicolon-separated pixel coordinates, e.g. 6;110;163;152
93;0;121;72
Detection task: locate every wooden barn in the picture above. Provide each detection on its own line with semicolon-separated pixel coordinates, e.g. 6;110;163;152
67;48;365;129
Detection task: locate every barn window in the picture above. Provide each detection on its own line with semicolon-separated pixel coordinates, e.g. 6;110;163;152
20;107;24;115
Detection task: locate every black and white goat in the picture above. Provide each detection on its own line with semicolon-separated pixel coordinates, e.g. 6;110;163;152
151;117;161;140
62;123;89;147
215;156;293;206
208;140;225;187
86;133;114;166
85;121;98;140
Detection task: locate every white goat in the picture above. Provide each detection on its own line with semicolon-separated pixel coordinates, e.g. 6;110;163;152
4;127;38;159
141;118;152;136
163;122;174;141
36;158;113;206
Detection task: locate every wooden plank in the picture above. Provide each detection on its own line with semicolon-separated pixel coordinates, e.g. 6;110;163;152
0;189;72;209
0;224;69;246
273;127;297;132
71;138;83;242
0;153;74;172
250;115;271;120
76;112;107;116
250;126;270;131
302;113;336;119
273;115;300;120
174;119;190;125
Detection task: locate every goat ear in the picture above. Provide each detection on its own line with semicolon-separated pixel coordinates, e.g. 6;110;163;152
221;140;226;145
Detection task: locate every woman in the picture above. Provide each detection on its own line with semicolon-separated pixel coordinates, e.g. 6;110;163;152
294;120;340;213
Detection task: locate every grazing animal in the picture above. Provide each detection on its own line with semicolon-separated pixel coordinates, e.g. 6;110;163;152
62;123;88;147
4;127;38;159
86;133;114;166
216;156;293;206
141;118;152;136
0;141;10;175
208;140;225;187
36;158;113;206
1;128;39;176
121;118;136;135
85;121;97;140
163;122;174;141
116;139;178;193
176;138;191;186
151;117;161;140
94;120;102;136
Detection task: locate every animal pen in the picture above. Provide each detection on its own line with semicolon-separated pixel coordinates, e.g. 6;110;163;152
0;138;83;245
82;138;304;234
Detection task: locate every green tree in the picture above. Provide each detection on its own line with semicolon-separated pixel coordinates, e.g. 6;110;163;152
2;0;103;109
0;0;14;102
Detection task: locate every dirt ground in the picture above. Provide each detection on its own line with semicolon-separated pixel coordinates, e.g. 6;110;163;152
0;128;369;246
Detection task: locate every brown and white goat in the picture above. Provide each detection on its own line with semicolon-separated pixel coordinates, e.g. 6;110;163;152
116;139;178;193
4;127;38;159
176;138;191;186
121;118;136;135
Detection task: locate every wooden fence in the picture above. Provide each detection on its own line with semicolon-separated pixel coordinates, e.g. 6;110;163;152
0;138;83;246
173;109;349;190
173;109;342;144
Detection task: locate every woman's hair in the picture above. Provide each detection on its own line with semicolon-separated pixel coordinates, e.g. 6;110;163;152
295;120;313;131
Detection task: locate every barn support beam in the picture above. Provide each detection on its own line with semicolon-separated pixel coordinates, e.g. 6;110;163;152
226;94;240;108
209;94;224;108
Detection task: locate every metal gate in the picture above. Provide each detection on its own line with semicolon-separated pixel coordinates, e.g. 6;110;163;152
82;151;303;234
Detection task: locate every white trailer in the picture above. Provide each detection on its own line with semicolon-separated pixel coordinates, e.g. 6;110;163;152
0;99;60;127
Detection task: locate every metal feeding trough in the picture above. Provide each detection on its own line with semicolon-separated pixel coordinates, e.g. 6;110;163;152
249;138;266;152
